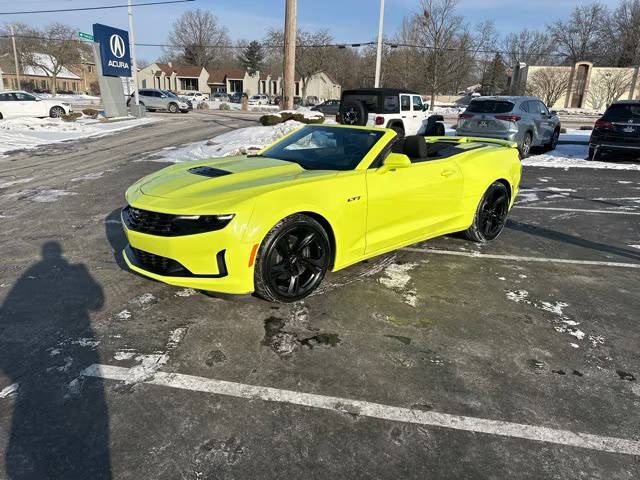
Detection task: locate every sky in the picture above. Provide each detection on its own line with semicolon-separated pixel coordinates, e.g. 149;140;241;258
0;0;625;62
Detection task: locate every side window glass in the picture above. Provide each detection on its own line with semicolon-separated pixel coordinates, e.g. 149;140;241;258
0;93;14;101
400;95;411;111
538;101;549;115
412;96;423;111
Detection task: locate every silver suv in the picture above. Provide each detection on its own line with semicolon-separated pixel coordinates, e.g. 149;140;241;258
455;96;561;157
127;88;189;113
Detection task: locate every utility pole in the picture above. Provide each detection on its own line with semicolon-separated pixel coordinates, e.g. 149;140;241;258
128;0;140;106
374;0;385;88
10;25;21;90
283;0;297;110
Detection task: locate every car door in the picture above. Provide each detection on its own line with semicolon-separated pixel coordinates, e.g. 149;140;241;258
412;95;426;134
0;93;19;118
526;100;547;144
365;152;463;254
14;92;43;117
400;94;413;133
536;101;555;142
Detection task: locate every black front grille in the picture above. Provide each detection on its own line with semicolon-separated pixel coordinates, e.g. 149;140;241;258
122;206;176;236
130;247;188;276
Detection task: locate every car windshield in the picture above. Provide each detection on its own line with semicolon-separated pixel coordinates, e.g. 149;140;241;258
260;126;384;171
603;104;640;122
162;91;178;98
467;100;514;114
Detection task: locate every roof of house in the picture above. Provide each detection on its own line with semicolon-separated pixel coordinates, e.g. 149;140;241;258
207;70;246;84
173;65;203;77
0;54;81;79
155;63;174;75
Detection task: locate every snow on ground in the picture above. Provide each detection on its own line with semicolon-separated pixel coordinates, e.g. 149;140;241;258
522;143;640;170
37;93;101;105
155;120;305;162
0;116;162;157
202;100;280;112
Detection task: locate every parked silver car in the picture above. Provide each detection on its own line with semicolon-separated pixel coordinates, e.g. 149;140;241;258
127;88;189;113
455;96;561;157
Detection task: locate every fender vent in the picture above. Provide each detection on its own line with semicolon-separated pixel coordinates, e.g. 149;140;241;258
188;166;231;178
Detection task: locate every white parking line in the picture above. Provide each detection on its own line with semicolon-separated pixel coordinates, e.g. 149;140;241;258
401;247;640;269
82;364;640;456
515;206;640;216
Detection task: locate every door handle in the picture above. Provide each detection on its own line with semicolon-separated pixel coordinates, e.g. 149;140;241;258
441;169;456;177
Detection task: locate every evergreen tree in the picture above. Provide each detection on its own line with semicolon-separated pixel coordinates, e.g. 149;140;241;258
481;53;507;96
238;41;265;74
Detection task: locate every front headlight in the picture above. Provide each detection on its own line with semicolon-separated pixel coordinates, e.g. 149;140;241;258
173;214;235;235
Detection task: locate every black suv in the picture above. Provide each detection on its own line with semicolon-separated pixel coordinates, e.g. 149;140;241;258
589;101;640;160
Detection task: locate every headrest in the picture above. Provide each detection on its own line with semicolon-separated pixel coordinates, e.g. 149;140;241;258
403;135;428;159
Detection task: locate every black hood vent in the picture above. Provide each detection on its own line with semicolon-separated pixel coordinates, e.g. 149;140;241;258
188;166;232;178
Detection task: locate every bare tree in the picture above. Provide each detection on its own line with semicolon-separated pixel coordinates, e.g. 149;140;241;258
165;9;231;67
547;4;607;64
600;0;640;66
502;29;555;66
265;28;334;97
525;67;571;107
586;69;634;109
19;23;82;96
415;0;464;108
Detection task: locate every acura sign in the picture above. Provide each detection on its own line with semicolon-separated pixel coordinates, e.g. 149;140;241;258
93;23;131;77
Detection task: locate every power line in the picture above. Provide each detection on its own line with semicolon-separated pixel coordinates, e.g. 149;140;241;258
0;0;195;15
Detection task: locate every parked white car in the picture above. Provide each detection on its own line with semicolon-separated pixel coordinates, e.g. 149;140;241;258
182;92;209;102
0;91;73;119
248;94;269;105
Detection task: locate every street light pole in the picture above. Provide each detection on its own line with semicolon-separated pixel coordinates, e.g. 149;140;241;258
10;24;21;89
128;0;140;106
283;0;297;110
374;0;385;88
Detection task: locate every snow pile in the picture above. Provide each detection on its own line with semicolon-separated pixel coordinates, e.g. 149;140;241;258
556;107;603;117
37;93;101;105
155;120;305;162
522;143;640;170
203;100;280;112
0;116;162;157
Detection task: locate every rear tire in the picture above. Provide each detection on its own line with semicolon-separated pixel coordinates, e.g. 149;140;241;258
588;146;600;161
254;214;331;303
339;100;367;126
464;182;510;242
389;124;405;138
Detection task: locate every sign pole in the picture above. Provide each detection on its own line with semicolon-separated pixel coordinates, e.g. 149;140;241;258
10;24;21;89
128;0;139;106
374;0;384;88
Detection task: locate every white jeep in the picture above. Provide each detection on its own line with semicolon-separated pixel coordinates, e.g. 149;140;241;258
338;88;445;136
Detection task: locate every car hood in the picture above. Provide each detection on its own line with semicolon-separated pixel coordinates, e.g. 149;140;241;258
129;155;336;211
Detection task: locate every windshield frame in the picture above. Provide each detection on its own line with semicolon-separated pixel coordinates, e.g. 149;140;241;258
259;125;389;171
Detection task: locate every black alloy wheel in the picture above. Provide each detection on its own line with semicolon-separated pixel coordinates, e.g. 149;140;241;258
464;182;510;242
254;214;330;302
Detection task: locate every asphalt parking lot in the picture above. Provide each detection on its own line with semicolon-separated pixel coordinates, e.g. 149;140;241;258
0;116;639;479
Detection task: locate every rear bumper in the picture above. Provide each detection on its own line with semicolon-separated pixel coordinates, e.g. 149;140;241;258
455;129;518;143
589;141;640;151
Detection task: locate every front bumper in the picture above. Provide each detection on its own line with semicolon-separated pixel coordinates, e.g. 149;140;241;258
121;215;256;294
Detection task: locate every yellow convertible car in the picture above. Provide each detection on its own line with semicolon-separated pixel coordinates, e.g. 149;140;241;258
122;124;521;302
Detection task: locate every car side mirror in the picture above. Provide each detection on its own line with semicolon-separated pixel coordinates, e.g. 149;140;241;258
161;94;167;98
379;153;411;173
35;97;42;101
422;104;428;111
550;110;557;115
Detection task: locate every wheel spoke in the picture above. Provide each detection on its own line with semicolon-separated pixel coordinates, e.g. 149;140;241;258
287;275;299;295
300;258;322;274
296;232;316;252
270;262;288;278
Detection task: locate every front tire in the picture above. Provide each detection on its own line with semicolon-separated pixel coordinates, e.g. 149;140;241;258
254;214;331;303
168;102;178;113
50;106;65;118
464;182;510;242
519;132;532;158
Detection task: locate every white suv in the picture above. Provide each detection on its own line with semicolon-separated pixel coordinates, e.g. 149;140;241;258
182;92;209;102
0;91;73;119
338;88;444;137
249;94;269;105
